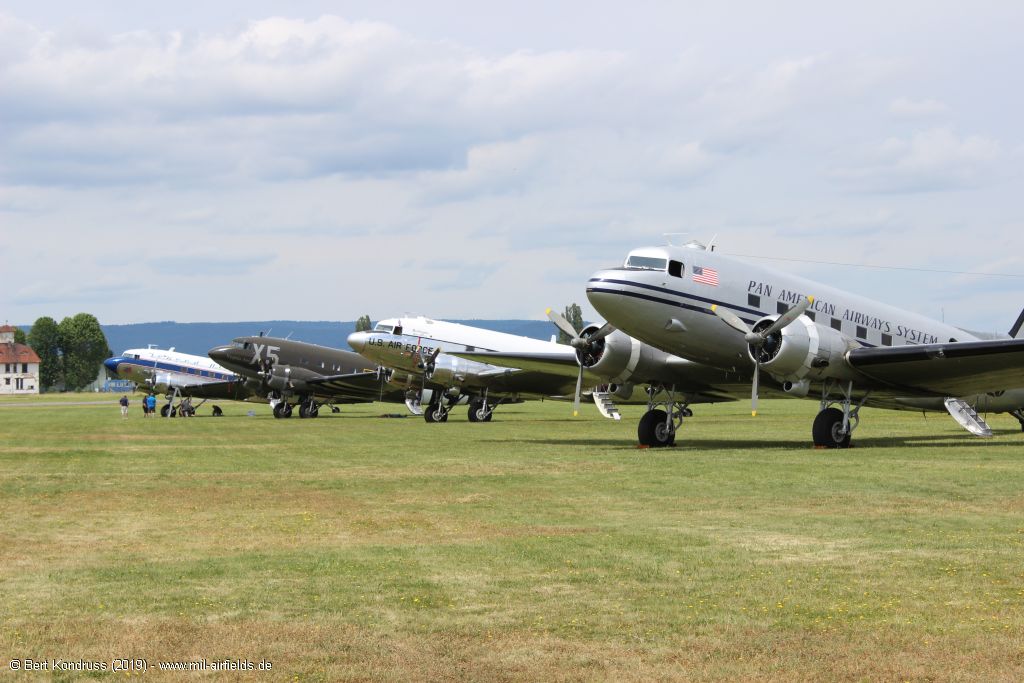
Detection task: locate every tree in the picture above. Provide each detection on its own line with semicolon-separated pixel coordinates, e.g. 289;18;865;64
58;313;111;391
28;316;63;390
14;327;27;345
355;315;373;332
557;303;585;345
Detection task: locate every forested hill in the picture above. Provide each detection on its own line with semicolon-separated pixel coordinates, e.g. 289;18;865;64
101;320;559;356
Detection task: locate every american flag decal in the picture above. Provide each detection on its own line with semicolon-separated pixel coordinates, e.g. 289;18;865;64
692;265;719;286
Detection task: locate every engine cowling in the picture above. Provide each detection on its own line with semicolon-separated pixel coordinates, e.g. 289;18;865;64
747;315;859;383
576;325;676;386
265;365;318;393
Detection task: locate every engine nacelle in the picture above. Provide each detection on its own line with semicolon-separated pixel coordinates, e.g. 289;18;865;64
577;326;676;386
265;365;318;394
426;355;475;387
748;315;859;383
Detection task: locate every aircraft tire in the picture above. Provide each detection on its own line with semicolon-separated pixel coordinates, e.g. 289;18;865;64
309;405;319;418
812;407;851;448
424;407;448;423
298;404;309;419
638;409;675;447
160;404;170;418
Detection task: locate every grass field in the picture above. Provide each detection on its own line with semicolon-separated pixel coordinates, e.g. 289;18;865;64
2;394;1023;681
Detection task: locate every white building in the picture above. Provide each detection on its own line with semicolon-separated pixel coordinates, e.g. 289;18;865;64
0;324;40;395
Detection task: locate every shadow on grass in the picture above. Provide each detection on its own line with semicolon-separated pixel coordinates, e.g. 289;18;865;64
504;431;1024;452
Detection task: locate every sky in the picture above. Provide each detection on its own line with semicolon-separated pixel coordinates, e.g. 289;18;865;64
1;1;1022;330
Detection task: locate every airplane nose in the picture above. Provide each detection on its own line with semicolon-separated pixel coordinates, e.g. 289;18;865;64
103;357;122;376
347;331;367;352
207;345;232;363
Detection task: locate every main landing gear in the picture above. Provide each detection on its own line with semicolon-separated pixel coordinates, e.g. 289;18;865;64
1012;409;1024;433
298;398;320;419
637;385;692;447
813;380;868;448
424;393;450;423
468;395;496;422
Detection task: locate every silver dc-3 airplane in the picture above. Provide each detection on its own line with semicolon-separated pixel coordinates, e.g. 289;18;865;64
584;240;1024;448
347;315;792;425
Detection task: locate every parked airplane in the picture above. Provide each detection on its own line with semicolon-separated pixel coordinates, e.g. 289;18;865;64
104;346;251;415
586;240;1024;447
207;335;404;418
347;315;768;426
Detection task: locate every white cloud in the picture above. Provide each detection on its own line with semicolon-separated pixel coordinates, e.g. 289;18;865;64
831;127;1003;192
889;97;949;117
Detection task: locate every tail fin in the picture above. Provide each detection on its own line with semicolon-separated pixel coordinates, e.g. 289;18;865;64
1010;308;1024;339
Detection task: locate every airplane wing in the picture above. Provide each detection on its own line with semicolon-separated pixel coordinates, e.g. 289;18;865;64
847;338;1024;395
449;350;745;403
306;370;405;403
175;380;256;401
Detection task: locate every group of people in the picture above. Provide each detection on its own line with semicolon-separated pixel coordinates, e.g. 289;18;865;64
119;394;167;417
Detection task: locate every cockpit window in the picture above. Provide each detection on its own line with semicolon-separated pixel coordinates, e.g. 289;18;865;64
668;260;684;277
624;255;668;271
373;323;394;333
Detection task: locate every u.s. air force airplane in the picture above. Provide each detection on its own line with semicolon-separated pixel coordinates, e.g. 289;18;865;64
585;240;1024;448
346;315;777;425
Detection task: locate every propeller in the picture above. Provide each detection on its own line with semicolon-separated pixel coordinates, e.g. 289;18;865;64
710;296;814;416
546;307;616;416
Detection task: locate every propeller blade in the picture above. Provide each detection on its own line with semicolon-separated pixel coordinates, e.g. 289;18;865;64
573;365;584;416
711;304;752;336
588;322;615;342
546;307;581;340
762;296;814;338
751;360;760;417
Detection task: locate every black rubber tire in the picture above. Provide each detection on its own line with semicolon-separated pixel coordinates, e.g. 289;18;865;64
281;403;292;418
309;405;319;418
812;407;851;448
160;404;170;418
638;409;675;447
212;406;223;417
298;404;309;419
424;406;448;423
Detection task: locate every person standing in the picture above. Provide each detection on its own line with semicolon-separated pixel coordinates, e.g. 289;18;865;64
146;394;156;417
119;395;129;418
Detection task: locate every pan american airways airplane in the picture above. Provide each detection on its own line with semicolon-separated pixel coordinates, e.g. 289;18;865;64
586;240;1024;448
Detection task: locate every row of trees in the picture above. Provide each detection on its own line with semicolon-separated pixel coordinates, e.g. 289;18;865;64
25;313;111;391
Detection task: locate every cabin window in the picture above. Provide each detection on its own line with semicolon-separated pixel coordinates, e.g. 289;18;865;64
466;346;475;352
948;338;957;343
747;294;760;308
624;255;668;271
856;325;867;339
881;333;892;346
777;301;788;314
668;260;684;277
830;318;842;332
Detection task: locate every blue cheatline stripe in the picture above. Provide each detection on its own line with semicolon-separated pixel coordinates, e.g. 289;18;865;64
115;358;237;382
586;286;759;326
588;277;765;316
586;285;877;348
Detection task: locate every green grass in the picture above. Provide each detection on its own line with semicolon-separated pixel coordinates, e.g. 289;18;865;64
2;395;1023;681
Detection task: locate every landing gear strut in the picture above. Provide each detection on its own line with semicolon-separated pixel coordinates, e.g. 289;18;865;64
1012;409;1024;433
273;401;293;419
424;393;450;423
637;385;687;447
468;394;496;422
298;398;320;418
814;380;868;448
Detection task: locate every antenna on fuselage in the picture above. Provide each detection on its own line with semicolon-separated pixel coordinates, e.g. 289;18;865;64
706;233;718;252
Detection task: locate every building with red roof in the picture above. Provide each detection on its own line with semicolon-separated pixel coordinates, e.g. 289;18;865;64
0;324;40;394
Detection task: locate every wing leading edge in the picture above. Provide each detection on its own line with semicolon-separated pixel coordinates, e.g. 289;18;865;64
847;338;1024;396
